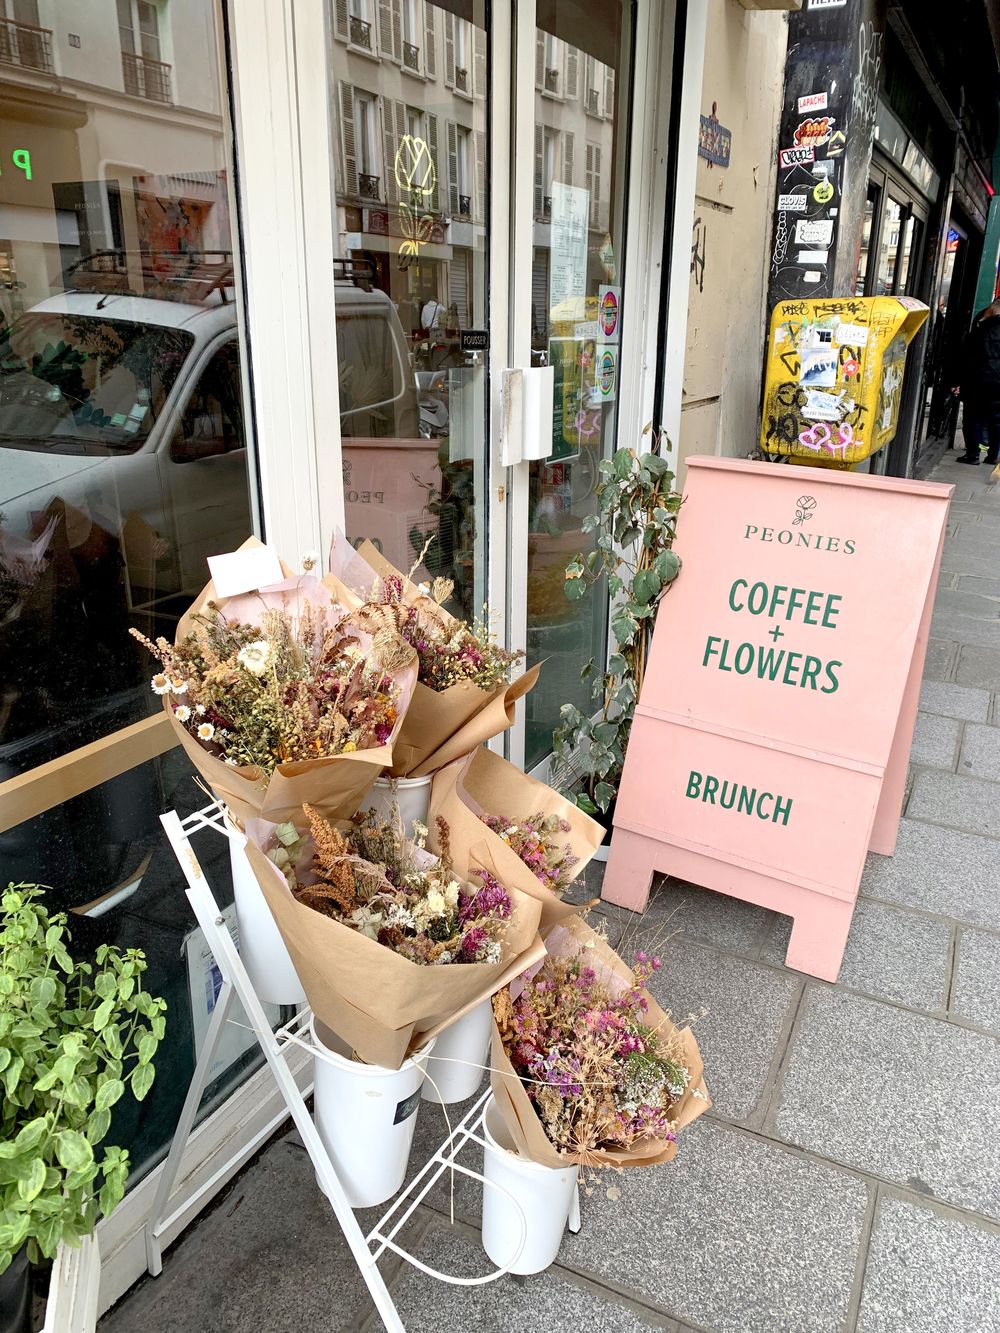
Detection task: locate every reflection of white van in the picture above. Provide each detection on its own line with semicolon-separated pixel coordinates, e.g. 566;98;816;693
0;255;425;607
0;274;250;608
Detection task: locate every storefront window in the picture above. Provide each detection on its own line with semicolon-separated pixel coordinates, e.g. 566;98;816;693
524;1;633;769
329;0;488;621
0;0;256;1181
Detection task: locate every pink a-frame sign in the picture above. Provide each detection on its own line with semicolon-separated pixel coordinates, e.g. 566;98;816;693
601;457;953;982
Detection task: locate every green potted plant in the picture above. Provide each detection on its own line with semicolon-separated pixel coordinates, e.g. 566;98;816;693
551;431;682;855
0;884;166;1333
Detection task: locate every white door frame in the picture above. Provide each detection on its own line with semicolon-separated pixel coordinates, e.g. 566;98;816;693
504;0;681;778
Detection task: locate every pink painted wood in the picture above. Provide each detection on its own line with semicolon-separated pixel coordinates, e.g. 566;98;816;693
601;457;952;982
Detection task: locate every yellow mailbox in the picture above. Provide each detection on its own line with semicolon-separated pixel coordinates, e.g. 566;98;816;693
761;295;929;468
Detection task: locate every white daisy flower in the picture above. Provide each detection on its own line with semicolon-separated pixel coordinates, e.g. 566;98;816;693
237;640;273;675
174;704;192;723
424;889;446;917
170;677;189;695
151;674;171;696
300;549;321;573
196;704;207;715
197;722;216;742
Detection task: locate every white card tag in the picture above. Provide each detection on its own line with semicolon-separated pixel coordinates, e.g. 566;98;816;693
208;545;285;598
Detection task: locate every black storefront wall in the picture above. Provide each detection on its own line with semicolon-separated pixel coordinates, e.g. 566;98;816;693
767;0;887;309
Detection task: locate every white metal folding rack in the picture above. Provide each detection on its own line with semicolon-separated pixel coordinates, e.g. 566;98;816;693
144;801;536;1333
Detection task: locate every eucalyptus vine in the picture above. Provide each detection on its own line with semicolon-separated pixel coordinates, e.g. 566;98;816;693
552;432;682;814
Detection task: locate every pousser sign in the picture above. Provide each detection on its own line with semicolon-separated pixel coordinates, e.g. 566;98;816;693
601;458;952;981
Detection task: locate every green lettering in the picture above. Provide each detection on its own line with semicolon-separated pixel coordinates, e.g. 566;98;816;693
703;775;720;804
738;786;757;815
803;590;824;625
744;525;759;539
773;795;793;826
844;538;856;554
729;578;748;612
747;582;768;614
734;642;755;674
12;149;31;180
801;656;821;690
702;635;722;667
685;771;703;798
719;781;737;810
782;651;803;686
821;660;842;693
822;594;842;629
756;791;774;820
757;646;785;681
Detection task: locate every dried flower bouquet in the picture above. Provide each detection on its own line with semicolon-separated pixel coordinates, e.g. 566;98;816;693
327;537;540;778
242;806;545;1068
274;807;512;967
490;916;708;1169
428;748;605;931
130;556;417;824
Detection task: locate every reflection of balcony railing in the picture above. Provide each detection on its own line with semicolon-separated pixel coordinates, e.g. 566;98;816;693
545;67;559;92
542;196;552;220
122;51;172;102
403;40;420;70
350;15;372;48
586;87;600;114
0;18;53;73
458;194;472;218
454;65;468;91
359;173;381;200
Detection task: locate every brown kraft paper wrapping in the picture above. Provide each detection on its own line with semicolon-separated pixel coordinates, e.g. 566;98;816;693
243;833;546;1069
489;915;710;1169
161;539;417;825
428;748;605;930
326;537;540;778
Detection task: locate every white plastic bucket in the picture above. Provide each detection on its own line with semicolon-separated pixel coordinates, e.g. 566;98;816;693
481;1096;579;1274
421;999;492;1105
310;1017;434;1208
358;774;432;837
229;835;306;1006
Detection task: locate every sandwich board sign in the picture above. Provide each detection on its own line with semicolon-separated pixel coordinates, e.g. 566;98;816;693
601;457;953;981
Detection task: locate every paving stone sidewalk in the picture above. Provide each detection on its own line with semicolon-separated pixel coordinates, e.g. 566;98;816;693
101;450;1000;1333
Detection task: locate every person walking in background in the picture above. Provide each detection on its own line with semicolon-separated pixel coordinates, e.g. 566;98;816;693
956;299;1000;464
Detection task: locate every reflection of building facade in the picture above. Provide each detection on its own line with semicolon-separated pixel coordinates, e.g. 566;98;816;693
0;0;227;322
331;3;487;336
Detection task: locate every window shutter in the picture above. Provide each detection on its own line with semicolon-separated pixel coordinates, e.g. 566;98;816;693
382;96;398;204
561;131;574;186
423;0;436;76
566;49;578;99
426;111;439;210
444;12;455;87
379;0;393;58
339;83;358;196
333;0;349;41
475;129;486;221
591;145;602;226
392;0;403;61
534;123;544;215
535;32;544;87
473;25;486;100
447;120;459;214
604;66;615;118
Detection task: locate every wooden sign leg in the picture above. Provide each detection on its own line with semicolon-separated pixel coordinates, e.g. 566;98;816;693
784;891;856;983
600;828;660;912
869;524;945;856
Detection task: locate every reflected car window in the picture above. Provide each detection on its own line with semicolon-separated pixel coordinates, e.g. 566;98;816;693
0;314;193;454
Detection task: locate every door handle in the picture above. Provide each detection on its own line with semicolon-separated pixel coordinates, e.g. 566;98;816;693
500;366;555;466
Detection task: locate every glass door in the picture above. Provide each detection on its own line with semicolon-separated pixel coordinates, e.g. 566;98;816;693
509;0;637;772
327;0;490;623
